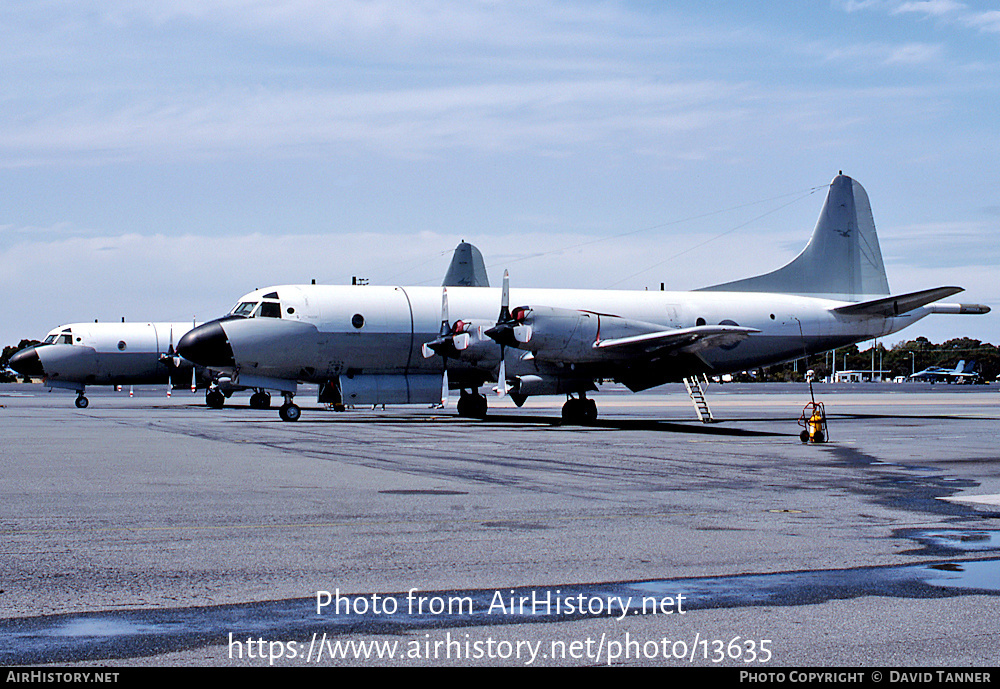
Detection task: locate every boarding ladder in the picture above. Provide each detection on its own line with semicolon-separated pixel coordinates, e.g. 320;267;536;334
683;375;714;423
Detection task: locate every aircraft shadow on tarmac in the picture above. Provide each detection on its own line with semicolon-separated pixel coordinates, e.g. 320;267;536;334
216;408;792;437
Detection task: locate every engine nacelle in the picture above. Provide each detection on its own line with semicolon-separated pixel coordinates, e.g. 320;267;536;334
510;374;597;397
513;306;669;362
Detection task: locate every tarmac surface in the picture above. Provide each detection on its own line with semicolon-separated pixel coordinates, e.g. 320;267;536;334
2;381;999;667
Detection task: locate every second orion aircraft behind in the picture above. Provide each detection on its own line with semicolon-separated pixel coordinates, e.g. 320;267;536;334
177;174;990;422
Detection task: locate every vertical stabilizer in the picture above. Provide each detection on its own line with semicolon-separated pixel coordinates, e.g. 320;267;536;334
701;174;890;300
443;242;490;287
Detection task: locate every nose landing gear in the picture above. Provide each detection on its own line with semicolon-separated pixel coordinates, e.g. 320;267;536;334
279;392;301;422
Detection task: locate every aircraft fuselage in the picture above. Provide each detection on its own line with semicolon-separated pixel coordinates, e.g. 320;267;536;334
209;284;926;390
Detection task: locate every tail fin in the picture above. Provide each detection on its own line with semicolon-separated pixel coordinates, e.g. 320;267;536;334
701;174;890;300
443;242;490;287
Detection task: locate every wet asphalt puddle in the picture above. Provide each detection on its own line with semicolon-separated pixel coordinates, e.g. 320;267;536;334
4;538;1000;664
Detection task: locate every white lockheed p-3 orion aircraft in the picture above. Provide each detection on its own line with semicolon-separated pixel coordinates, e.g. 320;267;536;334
8;321;217;408
177;174;989;422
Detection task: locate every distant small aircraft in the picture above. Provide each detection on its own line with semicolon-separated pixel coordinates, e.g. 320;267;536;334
177;173;990;422
909;359;982;384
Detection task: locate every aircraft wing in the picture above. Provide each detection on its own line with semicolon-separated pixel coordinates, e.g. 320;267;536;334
594;324;759;356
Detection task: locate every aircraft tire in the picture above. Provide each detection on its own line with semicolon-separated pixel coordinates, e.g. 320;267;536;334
279;403;301;422
561;398;582;424
562;397;597;425
75;396;89;409
206;390;225;409
249;392;271;409
456;392;488;419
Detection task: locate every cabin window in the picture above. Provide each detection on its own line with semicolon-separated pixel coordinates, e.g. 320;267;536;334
118;341;127;351
352;314;365;329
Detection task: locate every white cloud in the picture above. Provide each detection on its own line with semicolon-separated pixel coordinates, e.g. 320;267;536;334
963;10;1000;34
892;1;966;17
884;42;944;64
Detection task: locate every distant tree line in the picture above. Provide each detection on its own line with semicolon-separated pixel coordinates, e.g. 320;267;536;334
747;337;999;383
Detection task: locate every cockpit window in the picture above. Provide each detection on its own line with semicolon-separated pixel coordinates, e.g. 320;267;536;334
257;302;281;318
232;302;258;317
231;299;282;318
44;333;72;345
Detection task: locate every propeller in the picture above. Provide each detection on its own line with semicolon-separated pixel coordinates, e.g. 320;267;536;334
420;288;472;406
159;326;183;368
159;325;183;397
483;271;532;396
190;317;198;393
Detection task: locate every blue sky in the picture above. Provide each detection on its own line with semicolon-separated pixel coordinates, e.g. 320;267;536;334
2;1;997;349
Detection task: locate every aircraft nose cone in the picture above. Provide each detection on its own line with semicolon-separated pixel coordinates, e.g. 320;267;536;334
177;321;235;368
9;347;45;377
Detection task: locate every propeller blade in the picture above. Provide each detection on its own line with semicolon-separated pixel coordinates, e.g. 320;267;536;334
191;366;197;393
441;369;449;407
439;288;451;337
499;270;510;322
495;358;513;397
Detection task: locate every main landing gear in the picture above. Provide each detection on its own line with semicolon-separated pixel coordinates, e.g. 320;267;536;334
279;392;301;422
561;393;597;425
456;389;488;419
248;390;272;410
206;388;226;409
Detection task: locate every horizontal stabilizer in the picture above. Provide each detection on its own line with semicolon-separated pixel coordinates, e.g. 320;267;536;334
925;303;991;315
595;324;758;354
832;287;963;317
